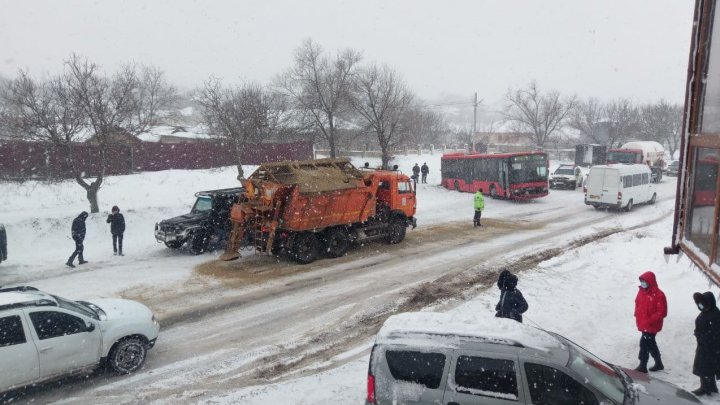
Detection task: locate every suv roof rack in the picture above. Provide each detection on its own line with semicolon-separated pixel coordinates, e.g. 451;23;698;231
194;187;246;197
0;299;56;312
0;286;39;293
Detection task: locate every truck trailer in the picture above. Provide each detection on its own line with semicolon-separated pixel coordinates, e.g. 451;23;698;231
606;141;665;183
221;158;417;264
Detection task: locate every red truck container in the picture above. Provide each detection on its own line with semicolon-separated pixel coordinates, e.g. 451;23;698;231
221;158;417;264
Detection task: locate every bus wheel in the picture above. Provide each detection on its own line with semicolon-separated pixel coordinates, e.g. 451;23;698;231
454;181;461;192
625;199;634;212
649;193;657;205
490;186;498;199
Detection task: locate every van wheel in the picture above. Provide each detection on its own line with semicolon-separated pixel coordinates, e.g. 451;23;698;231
325;228;350;258
649;193;657;205
625;199;634;212
490;185;498;199
108;337;147;374
291;232;320;264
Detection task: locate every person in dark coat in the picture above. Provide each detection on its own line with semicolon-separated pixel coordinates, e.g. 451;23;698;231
412;163;420;180
692;291;720;396
66;211;89;268
495;270;528;322
0;224;7;263
633;271;667;373
420;163;429;184
107;205;126;256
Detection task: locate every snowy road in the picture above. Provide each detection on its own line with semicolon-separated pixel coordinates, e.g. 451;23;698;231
1;167;679;404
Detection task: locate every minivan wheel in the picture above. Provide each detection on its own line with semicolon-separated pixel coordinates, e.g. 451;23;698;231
108;338;147;374
625;199;634;212
649;193;657;205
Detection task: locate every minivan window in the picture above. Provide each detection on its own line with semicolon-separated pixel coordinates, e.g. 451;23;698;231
623;176;632;188
633;173;642;186
385;350;446;389
525;363;598;405
0;315;26;347
454;355;518;400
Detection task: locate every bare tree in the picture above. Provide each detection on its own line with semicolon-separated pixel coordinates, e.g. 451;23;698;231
351;64;414;169
568;97;605;144
503;81;577;148
638;100;683;157
276;39;361;158
402;106;448;148
197;77;286;179
604;98;639;148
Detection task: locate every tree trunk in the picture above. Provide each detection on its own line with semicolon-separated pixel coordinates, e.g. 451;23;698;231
328;130;337;159
381;145;391;170
234;139;245;180
75;174;103;213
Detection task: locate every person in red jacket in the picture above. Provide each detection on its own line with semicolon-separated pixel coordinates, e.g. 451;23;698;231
633;271;667;373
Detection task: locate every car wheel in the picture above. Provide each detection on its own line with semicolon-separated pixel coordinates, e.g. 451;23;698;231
164;240;183;249
108;337;147;374
649;193;657;205
325;228;350;258
386;217;407;244
292;232;320;264
625;199;634;212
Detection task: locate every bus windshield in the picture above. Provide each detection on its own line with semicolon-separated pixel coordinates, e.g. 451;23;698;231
509;156;548;184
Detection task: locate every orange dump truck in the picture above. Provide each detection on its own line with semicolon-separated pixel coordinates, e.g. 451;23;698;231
221;158;417;264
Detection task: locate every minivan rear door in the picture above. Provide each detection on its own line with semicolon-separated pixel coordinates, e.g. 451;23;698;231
443;350;526;404
599;169;620;205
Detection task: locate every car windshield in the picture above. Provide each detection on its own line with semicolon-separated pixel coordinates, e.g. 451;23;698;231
192;196;213;213
554;333;625;403
554;168;575;175
52;294;99;320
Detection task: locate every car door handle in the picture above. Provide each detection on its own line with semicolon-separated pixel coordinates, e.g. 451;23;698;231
39;346;53;353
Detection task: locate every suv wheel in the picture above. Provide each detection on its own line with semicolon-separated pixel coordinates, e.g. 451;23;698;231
189;232;208;255
108;337;147;374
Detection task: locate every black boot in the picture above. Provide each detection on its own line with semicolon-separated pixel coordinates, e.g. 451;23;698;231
693;376;715;396
65;261;75;268
634;362;648;373
649;358;664;372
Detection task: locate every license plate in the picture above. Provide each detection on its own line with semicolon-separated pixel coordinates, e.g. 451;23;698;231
588;195;599;199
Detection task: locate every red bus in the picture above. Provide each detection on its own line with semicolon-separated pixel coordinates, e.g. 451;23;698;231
440;151;549;199
691;157;720;207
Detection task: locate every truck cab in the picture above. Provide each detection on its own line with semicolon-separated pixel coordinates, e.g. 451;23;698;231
366;171;417;223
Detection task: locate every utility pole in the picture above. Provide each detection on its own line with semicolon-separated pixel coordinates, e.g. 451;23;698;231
472;92;478;152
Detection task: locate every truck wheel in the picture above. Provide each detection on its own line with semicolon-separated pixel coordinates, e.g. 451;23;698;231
649;193;657;205
325;228;350;258
292;232;320;264
108;337;147;374
625;199;634;212
386;218;407;244
164;240;183;249
189;232;208;255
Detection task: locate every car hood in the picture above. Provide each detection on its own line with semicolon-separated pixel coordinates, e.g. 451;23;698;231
624;368;701;404
159;212;208;226
551;174;574;179
87;298;153;321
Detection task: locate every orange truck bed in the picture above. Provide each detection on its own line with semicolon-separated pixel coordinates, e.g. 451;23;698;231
279;184;377;231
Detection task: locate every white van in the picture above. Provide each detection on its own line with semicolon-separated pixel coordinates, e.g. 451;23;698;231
584;164;656;211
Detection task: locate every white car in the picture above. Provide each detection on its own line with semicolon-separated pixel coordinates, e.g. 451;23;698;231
0;286;160;393
549;164;583;190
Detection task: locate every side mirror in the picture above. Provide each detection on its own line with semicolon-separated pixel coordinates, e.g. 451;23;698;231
85;322;96;332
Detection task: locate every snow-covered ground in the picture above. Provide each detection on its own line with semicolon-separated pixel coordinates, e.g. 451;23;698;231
1;154;716;404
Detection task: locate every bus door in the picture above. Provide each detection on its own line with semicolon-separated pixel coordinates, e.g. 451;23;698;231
499;160;509;197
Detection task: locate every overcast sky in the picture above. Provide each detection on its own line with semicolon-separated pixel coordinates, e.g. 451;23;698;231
0;0;694;106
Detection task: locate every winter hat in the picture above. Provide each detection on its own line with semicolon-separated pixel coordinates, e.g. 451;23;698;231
80;211;88;219
112;205;120;213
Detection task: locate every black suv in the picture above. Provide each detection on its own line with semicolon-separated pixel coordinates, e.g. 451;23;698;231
154;187;244;255
0;225;6;264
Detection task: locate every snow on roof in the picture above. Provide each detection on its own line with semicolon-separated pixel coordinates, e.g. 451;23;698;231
377;312;563;352
0;291;53;307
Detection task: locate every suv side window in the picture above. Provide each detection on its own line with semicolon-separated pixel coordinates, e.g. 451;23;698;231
29;311;86;340
0;315;26;347
454;355;518;400
385;350;446;389
525;363;598;405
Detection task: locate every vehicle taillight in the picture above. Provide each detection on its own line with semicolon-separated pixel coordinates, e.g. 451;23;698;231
617;191;622;200
367;374;376;404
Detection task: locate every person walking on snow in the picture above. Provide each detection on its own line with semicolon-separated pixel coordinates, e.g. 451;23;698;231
420;162;429;184
107;205;126;256
495;270;528;323
412;163;420;182
66;211;89;268
473;189;484;227
691;291;720;396
633;271;667;373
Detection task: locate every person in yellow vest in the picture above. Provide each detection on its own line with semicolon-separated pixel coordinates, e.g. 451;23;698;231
474;189;484;227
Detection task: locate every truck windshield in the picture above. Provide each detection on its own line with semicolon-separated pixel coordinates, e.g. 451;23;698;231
192;196;213;213
607;151;637;164
509;156;548;184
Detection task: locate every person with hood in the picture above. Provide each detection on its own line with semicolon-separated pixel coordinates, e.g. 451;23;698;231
420;162;429;184
495;270;528;322
66;211;89;268
633;271;667;373
473;189;484;227
691;291;720;396
106;205;126;256
412;163;420;182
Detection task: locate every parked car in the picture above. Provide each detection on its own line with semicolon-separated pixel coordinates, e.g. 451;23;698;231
0;286;160;393
666;160;680;176
154;187;245;255
366;312;700;405
0;225;6;264
584;164;657;211
549;164;583;190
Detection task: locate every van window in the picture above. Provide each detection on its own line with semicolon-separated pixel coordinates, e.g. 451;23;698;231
454;355;518;400
633;174;642;186
623;176;632;188
385;350;446;389
525;363;598;405
642;173;649;184
0;315;26;347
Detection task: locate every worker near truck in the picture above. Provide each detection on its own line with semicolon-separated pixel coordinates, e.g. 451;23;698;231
474;189;484;227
